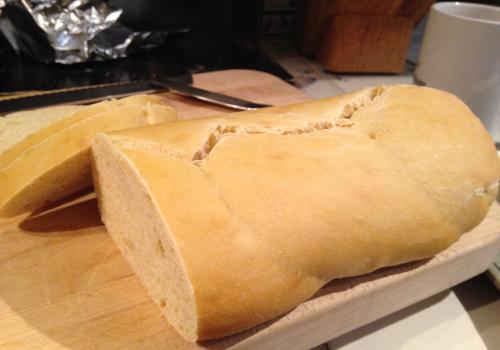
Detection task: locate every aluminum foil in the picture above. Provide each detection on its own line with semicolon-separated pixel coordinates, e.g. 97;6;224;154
0;0;176;64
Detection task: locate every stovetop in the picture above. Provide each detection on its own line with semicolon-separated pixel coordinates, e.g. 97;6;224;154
0;32;292;93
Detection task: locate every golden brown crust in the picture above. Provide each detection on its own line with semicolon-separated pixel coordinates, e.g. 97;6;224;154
96;85;499;340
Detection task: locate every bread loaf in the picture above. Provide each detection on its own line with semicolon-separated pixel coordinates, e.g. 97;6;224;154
0;95;176;217
91;85;499;341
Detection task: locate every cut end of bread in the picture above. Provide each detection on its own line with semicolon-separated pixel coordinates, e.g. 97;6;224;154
0;105;84;154
91;134;198;341
0;95;177;218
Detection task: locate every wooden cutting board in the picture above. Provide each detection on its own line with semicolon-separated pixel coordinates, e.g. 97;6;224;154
1;70;499;350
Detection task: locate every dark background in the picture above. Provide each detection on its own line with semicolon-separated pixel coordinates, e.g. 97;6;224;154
1;0;497;92
0;0;293;92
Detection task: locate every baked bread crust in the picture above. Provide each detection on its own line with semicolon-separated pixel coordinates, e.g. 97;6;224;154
92;85;499;341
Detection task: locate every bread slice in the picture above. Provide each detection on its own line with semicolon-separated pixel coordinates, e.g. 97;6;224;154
0;105;83;152
91;85;499;341
0;104;108;168
0;95;176;217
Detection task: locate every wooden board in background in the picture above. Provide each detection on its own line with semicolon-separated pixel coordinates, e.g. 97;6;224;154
0;70;499;350
157;70;309;120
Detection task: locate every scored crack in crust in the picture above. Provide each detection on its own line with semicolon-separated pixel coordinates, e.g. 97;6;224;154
92;85;499;341
113;86;386;164
193;87;385;162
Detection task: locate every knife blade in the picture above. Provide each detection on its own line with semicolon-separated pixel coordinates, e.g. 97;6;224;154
0;79;271;115
153;78;271;111
0;82;163;115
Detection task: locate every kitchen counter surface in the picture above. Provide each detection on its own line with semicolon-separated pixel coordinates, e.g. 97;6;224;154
261;38;500;350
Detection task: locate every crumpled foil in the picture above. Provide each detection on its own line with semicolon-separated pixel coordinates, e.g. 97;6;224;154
0;0;180;64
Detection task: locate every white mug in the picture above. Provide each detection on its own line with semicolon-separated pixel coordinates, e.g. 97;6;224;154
415;2;500;142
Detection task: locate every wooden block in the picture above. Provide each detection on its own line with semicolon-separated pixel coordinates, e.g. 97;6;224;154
295;0;330;56
316;14;413;73
295;0;435;58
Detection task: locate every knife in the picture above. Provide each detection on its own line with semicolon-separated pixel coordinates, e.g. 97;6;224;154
153;79;271;111
0;79;271;115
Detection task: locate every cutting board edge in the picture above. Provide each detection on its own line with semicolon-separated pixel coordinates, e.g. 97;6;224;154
227;209;500;350
1;69;499;350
